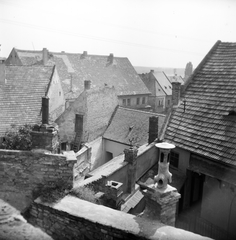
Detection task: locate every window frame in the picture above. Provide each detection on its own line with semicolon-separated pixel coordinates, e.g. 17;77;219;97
127;98;131;106
142;97;146;104
169;151;179;169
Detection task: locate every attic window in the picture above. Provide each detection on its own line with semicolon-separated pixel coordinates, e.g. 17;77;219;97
169;86;171;89
158;89;161;91
164;86;167;89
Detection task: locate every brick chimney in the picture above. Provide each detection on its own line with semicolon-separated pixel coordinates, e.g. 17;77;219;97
172;82;181;107
80;51;88;59
107;53;114;64
0;63;5;85
42;48;48;66
42;96;49;125
84;80;91;90
148;116;159;144
124;146;138;193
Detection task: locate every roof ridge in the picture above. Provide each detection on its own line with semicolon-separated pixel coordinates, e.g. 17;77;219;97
5;65;54;69
118;106;166;117
52;52;128;59
16;48;128;59
181;40;221;94
15;48;42;53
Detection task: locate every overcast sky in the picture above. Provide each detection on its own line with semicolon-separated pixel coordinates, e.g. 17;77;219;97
1;0;236;68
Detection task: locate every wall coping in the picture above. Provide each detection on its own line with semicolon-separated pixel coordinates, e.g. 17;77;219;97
0;149;76;161
35;195;212;240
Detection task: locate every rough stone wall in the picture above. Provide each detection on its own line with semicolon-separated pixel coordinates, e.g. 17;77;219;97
0;149;76;212
28;196;211;240
29;199;146;240
31;131;59;153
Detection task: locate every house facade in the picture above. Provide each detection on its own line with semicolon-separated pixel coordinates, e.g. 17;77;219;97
140;70;173;112
163;41;236;239
56;83;118;152
6;48;150;110
0;64;65;138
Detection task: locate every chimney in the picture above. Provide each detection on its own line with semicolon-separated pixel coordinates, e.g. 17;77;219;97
107;53;114;64
142;142;181;226
84;80;91;90
42;48;48;66
0;63;5;85
42;97;49;125
80;51;88;59
124;146;138;193
150;69;154;73
148;116;158;144
172;82;181;107
70;74;73;92
74;114;84;152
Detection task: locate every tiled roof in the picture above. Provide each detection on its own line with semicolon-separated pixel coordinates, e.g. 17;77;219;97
164;41;236;166
0;65;54;136
152;71;172;95
103;107;166;146
14;49;150;98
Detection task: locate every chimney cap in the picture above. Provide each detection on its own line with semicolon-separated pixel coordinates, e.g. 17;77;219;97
155;142;175;150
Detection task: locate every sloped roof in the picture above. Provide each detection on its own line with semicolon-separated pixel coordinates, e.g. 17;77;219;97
0;65;54;136
152;71;172;95
103;106;166;146
164;41;236;166
13;49;150;98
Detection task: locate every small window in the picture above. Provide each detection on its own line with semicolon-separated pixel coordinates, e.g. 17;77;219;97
170;151;179;168
168;99;170;105
127;99;131;106
123;99;126;106
59;91;61;96
142;97;145;104
137;97;140;105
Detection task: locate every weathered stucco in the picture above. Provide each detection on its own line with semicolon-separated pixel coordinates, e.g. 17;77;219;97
47;67;65;120
56;86;118;144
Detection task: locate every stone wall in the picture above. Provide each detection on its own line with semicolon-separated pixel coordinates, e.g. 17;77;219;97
29;196;145;240
28;195;211;240
0;149;76;212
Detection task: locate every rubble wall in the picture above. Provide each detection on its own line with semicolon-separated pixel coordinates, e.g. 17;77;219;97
0;149;76;212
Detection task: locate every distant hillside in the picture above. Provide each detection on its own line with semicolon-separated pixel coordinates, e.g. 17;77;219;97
135;66;185;77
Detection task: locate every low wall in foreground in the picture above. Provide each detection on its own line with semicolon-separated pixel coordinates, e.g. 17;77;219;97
28;195;211;240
